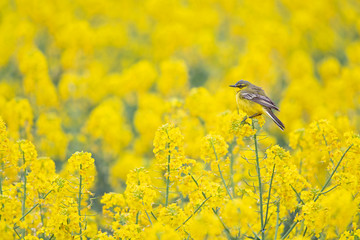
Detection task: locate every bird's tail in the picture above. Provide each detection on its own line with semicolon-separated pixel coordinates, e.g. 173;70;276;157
265;108;285;131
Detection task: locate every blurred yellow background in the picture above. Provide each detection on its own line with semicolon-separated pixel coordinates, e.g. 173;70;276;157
0;0;360;239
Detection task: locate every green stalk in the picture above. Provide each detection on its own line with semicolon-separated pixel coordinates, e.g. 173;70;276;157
0;162;4;221
252;121;264;239
264;164;275;229
302;144;354;236
18;190;53;222
175;196;211;230
39;192;45;239
21;151;27;239
0;163;3;195
274;202;280;240
135;211;140;224
218;164;233;200
283;144;353;239
189;173;235;240
151;211;158;221
165;142;171;207
314;144;353;202
145;210;152;225
78;164;83;240
213;209;235;240
13;189;53;238
281;221;298;240
290;185;305;205
303;227;308;237
211;141;233;200
229;139;236;197
230;152;235;197
317;122;334;165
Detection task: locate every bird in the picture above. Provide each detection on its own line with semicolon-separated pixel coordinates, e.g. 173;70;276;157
229;80;285;131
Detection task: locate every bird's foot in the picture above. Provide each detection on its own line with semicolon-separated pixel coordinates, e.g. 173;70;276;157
249;113;262;118
240;116;248;125
241;113;262;125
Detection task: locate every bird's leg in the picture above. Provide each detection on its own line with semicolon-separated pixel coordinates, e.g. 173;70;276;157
241;113;262;125
249;113;262;118
240;116;248;124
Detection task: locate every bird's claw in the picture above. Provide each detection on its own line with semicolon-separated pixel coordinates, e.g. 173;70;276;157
240;116;249;125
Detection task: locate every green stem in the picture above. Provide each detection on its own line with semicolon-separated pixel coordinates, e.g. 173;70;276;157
211;141;233;200
0;162;4;221
314;144;353;202
21;151;27;239
303;227;307;237
189;173;234;240
281;221;298;240
39;192;45;237
14;190;53;237
213;209;235;240
176;196;212;230
318;184;338;196
230;153;235;197
252;121;264;239
317;122;334;165
290;184;305;205
264;164;275;229
286;144;353;239
165;142;171;207
0;163;3;195
250;227;261;240
151;211;158;221
78;164;83;240
18;190;53;222
145;210;152;225
38;206;45;239
218;164;233;200
135;211;140;224
274;202;280;240
13;227;21;239
229;139;236;197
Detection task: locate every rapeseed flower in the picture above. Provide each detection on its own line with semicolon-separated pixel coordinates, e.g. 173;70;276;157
0;0;359;239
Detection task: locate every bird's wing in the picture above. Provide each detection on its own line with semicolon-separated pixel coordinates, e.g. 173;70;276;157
240;92;280;111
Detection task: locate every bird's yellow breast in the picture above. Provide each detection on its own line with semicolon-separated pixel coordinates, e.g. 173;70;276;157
236;92;264;116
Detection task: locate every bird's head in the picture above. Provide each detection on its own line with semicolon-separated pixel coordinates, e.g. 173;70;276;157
229;80;250;89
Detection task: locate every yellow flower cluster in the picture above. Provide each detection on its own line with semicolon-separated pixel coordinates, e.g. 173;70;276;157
0;0;360;239
201;134;228;163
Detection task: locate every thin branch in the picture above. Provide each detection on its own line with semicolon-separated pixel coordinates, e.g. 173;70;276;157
175;196;212;230
314;144;353;202
264;164;276;229
252;121;264;239
151;211;158;221
281;221;298;240
166;142;171;206
317;122;334;165
211;141;233;200
145;210;152;225
284;144;354;238
318;184;339;196
290;184;305;205
274;202;280;240
78;164;83;240
189;173;235;239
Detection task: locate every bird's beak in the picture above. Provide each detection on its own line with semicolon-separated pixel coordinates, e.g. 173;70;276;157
229;85;237;88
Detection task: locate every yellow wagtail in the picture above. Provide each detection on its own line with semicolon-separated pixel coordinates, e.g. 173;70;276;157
230;80;285;131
